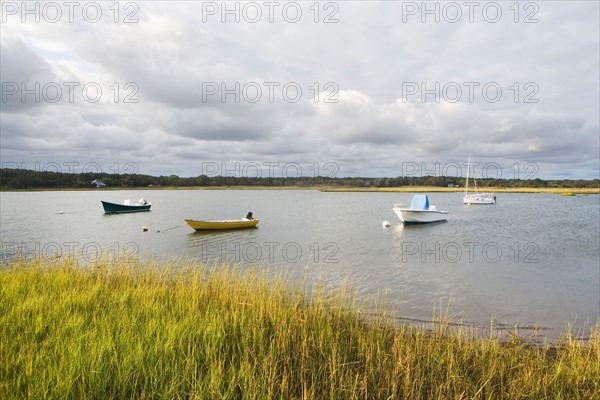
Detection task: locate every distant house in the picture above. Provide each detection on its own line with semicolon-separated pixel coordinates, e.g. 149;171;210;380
91;179;106;187
448;184;460;188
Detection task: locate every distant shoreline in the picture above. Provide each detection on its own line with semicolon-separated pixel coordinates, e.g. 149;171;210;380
318;187;600;194
0;186;316;192
1;186;599;194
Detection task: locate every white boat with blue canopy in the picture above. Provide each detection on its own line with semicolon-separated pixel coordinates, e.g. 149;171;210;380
393;195;448;224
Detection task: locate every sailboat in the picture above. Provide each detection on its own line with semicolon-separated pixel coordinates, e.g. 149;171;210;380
464;157;496;205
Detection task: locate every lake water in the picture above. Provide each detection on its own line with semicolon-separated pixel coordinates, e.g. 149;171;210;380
1;189;598;341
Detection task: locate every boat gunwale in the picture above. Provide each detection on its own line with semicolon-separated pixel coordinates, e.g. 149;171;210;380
393;208;448;214
184;218;259;223
101;200;151;213
184;218;259;230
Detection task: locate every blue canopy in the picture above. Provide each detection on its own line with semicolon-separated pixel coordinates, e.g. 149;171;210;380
410;195;430;210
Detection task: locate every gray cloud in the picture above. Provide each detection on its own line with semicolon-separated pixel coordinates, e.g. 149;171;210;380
1;1;598;179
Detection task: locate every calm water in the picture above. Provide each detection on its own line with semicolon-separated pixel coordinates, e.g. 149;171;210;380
1;190;599;340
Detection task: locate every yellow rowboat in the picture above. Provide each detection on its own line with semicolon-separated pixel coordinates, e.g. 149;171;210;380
185;218;259;230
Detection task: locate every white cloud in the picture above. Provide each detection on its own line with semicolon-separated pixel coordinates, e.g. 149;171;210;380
1;1;598;179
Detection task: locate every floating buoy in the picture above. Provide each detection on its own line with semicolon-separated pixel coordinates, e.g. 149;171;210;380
142;226;148;232
57;211;64;214
382;220;391;228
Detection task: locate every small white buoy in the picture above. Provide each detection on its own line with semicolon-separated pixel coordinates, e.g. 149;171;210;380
57;211;64;214
382;220;391;228
142;226;148;232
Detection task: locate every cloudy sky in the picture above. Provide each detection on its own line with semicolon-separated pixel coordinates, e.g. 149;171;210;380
1;1;598;180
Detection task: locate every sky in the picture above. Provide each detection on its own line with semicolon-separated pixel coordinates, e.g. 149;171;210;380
1;1;599;180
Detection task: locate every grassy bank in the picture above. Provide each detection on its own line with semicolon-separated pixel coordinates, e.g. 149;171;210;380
2;186;599;194
319;186;600;194
1;258;599;399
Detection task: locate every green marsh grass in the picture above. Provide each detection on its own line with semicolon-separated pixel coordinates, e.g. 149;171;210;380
1;256;599;399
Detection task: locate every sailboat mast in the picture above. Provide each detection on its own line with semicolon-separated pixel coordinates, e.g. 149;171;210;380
465;157;470;195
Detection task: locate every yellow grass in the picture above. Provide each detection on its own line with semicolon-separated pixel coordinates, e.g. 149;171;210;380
1;256;599;399
319;186;600;194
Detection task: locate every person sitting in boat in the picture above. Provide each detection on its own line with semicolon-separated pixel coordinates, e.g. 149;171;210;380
246;212;254;220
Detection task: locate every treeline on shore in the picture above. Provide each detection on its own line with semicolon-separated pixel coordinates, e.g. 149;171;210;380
1;168;598;190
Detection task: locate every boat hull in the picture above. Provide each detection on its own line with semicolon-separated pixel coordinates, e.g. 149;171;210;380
101;201;151;214
393;208;448;224
185;219;259;230
463;194;495;205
